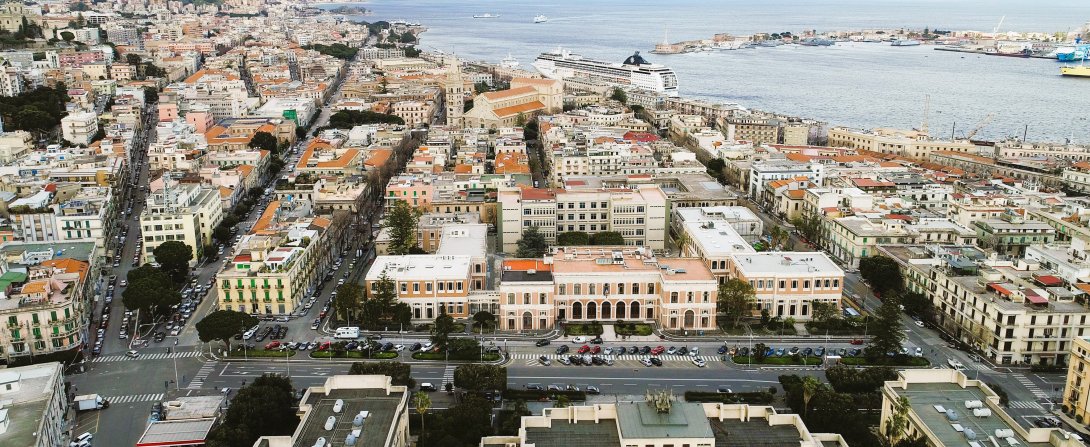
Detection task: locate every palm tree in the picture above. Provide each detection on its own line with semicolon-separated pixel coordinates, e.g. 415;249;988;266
801;376;822;419
413;391;431;437
674;231;692;256
769;226;789;250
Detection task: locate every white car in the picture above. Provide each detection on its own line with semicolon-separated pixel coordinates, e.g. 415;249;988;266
572;336;587;343
394;344;405;352
692;358;707;367
915;347;924;357
125;350;140;358
639;357;653;367
689;347;700;356
914;320;925;328
422;342;433;351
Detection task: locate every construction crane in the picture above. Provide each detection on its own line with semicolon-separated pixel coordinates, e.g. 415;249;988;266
965;113;995;140
993;15;1005;35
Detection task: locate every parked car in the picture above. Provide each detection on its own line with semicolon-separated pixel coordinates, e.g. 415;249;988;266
639;357;653;367
538;356;552;366
649;357;663;366
525;384;545;391
577;345;591;354
419;383;437;392
410;342;422;351
555;345;570;355
586;386;600;395
125;350;140;358
535;339;551;347
264;341;281;350
692;358;707;367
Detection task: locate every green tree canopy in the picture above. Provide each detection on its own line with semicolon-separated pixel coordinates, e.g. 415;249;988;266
59;31;75;42
327;109;404;128
153;241;193;284
453;364;506;392
859;255;904;296
610;87;627;104
589;231;625;246
122;268;180;318
717;279;755;328
430;307;456;353
196;310;257;346
205;374;299;447
359;270;411;330
866;295;906;360
349;361;415;387
333;283;364;322
418;394;494;447
383;200;419;255
248;131;278;153
472;310;495;330
515;226;547;258
556;231;590;246
303;43;358;60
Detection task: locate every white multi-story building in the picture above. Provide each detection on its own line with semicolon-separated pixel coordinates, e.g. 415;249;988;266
0;362;68;447
726;252;844;320
497;185;669;253
139;180;224;265
0;65;24;97
61;112;99;146
748;160;824;200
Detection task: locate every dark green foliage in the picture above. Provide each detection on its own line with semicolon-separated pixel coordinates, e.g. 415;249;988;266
205;374;299;447
304;43;358;60
859;255;905;296
589;231;625;245
328;109;404;128
333;283;364;321
453;364;507;392
865;295;906;360
556;231;590;246
247;131;278;153
153;241;193;284
515;226;547;258
418;394;494;447
430;307;455;353
0;86;69;133
196;310;258;345
825;365;897;394
349;361;415;387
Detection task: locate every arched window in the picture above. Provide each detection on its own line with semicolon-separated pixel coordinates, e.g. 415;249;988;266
587;301;597;319
572;302;583;319
601;302;612;319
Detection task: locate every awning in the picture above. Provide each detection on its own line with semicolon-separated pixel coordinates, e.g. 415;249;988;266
1076;283;1090;295
1034;275;1064;287
1024;290;1048;305
989;283;1013;297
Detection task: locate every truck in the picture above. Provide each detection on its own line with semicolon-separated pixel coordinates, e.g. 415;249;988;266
74;394;109;411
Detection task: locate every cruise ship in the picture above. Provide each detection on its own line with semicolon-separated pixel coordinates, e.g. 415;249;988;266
532;48;679;96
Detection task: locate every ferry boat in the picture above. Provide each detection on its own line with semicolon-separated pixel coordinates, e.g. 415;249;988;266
472;13;500;18
891;39;921;47
799;37;834;47
1056;44;1089;62
533;15;548;23
500;54;519;69
533;48;679;96
1061;65;1090;77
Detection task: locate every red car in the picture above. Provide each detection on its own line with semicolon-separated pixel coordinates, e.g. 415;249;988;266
849;339;864;345
590;346;601;354
264;341;281;350
577;345;591;354
317;341;332;351
651;346;666;355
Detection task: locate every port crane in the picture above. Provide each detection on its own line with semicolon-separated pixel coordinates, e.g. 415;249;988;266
964;113;995;140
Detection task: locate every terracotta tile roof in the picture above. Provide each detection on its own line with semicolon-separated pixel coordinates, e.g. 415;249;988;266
21;280;47;294
785;189;806;199
493;100;547;118
237;164;255;178
251;200;280;235
511;77;558;86
312;217;331;229
184;69;239;84
481;85;537;101
521;188;555;200
453;164;473;174
41;258;89;282
503;259;553;272
494;153;530;174
786;153;813;162
365;149;393;168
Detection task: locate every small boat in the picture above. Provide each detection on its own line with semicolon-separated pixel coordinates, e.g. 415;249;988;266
500;53;519;69
891;39;921;47
533;15;548;23
473;13;500;18
1061;65;1090;77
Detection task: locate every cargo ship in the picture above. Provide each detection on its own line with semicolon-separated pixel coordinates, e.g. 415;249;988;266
891;39;921;47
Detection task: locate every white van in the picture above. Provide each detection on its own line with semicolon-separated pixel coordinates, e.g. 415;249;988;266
334;327;360;339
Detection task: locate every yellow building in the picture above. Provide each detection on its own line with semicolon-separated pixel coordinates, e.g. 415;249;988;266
463;78;562;129
1066;335;1090;425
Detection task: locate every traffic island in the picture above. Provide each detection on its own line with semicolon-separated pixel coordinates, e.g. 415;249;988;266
731;354;930;367
225;349;297;359
309;351;398;359
411;351;501;362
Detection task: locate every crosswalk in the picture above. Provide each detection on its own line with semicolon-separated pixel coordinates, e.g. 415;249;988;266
93;350;202;363
441;366;455;390
104;393;164;404
1009;401;1044;410
1014;374;1050;400
513;353;720;362
187;362;216;390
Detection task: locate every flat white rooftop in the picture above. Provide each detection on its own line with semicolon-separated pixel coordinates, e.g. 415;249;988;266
683;220;755;257
730;252;843;276
674;206;760;224
436;224;488;259
366;255;471;281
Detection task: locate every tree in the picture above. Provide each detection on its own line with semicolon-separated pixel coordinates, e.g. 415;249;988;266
349;361;415;387
866;295;906;360
126;53;141;66
900;291;934;323
826;365;897;394
431;307;456;353
413;391;430;437
153;241;193;284
610;87;627;105
674;230;692;255
205;374;299;447
810;301;837;324
885;396;911;445
122;272;181;318
60;31;75;42
589;231;625;246
515;226;548;258
383;200;419;255
801;376;823;419
196;310;257;348
143;62;167;78
769;225;789;249
248;131;278;153
859;255;904;296
334;283;364;322
791;213;824;247
418;394;493;447
499;400;531;435
555;231;590;246
472;311;495;331
556;395;572;408
752;342;768;362
717;279;755;328
453;364;507;392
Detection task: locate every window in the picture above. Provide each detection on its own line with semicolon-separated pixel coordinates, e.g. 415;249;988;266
559;284;566;295
413;283;419;293
791;280;798;289
523;293;531;305
426;283;433;292
779;280;786;289
671;292;678;303
508;293;515;304
539;293;547;304
401;283;407;293
574;284;582;294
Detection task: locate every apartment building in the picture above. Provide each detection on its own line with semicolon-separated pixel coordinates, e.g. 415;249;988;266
216;202;333;316
498;246;718;331
1063;162;1090;194
0;362;69;447
881;369;1082;447
823;216;914;268
497;185;668;253
61;112;100;146
1065;335;1090;425
881;244;1090;366
675;217;756;284
0;65;24;97
140;181;224;265
0;255;92;363
727;252;844;320
547;142;657;185
748;160;824;200
828;127;976;160
296;140;362;177
973;213;1057;257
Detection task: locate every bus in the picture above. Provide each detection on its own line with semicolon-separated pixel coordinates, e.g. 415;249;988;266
334;327;360;339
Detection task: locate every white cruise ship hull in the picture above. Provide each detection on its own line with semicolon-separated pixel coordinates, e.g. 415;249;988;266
533;50;679;96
